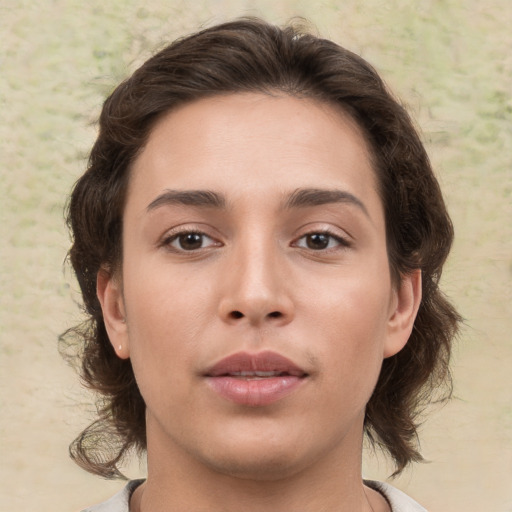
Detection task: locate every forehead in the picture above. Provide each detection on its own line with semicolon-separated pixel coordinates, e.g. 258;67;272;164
128;93;380;214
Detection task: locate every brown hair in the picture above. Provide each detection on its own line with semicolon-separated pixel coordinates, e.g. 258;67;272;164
63;17;460;478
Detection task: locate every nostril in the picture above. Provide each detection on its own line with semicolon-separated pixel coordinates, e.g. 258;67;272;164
226;310;284;321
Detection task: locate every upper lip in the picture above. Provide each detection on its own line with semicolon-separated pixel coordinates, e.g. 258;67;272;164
204;351;308;377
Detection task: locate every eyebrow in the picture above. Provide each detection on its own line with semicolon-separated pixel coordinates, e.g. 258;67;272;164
285;188;369;217
146;187;369;217
146;189;226;211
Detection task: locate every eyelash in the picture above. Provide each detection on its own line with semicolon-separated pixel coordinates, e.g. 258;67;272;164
159;228;350;253
160;230;220;252
293;230;351;251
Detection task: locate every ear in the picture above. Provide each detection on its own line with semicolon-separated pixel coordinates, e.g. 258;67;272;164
383;269;422;358
97;267;130;359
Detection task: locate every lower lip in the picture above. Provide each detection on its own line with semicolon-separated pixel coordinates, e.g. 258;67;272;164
205;376;305;406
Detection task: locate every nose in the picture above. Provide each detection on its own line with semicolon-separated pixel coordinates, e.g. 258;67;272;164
217;239;294;327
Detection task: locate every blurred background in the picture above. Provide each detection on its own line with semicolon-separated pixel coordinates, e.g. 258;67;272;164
1;1;511;511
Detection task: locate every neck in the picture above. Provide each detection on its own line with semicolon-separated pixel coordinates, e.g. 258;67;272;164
132;414;386;512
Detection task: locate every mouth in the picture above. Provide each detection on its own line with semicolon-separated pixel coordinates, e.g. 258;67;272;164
203;351;308;406
220;370;299;380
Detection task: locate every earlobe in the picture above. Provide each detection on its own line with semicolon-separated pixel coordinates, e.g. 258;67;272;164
384;269;422;358
97;268;130;359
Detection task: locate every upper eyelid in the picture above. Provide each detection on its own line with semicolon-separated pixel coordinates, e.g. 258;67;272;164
293;230;351;247
293;224;353;242
160;223;220;239
158;225;222;248
164;230;214;242
298;227;347;238
157;223;353;246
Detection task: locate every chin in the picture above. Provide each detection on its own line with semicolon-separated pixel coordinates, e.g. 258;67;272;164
194;426;330;482
200;448;306;482
197;423;303;477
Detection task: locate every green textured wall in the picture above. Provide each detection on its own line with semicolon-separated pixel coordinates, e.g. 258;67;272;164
1;1;511;511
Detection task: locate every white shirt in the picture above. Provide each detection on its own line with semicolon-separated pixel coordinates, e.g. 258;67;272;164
81;479;427;512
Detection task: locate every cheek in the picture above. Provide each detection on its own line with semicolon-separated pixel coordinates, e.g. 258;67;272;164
124;253;212;328
305;271;392;390
121;264;213;385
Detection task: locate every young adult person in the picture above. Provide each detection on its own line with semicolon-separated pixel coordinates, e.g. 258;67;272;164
64;18;460;512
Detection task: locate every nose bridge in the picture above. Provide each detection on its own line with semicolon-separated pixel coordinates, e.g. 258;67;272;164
219;227;293;325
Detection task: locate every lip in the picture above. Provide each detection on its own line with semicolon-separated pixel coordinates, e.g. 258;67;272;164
203;351;308;406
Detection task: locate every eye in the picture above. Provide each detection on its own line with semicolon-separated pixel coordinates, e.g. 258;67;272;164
164;231;219;251
294;232;348;251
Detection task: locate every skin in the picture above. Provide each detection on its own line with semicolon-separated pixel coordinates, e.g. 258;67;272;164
97;93;421;512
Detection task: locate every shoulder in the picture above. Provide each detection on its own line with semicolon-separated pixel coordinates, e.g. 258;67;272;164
365;480;428;512
80;480;145;512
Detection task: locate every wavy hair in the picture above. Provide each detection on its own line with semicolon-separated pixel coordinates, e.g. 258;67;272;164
62;17;460;478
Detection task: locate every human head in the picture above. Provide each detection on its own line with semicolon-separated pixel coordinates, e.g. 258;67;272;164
65;17;460;478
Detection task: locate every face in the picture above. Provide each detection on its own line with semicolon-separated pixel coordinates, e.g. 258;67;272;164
98;93;420;480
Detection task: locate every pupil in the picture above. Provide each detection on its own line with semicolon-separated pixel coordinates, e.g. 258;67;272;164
180;233;202;250
307;233;329;249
